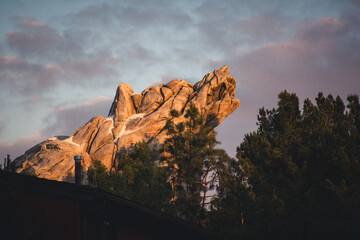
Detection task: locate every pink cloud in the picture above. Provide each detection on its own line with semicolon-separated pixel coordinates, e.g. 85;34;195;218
62;56;118;79
0;54;119;95
0;55;60;93
66;2;192;29
5;17;90;61
10;16;48;29
208;13;360;153
218;13;360;103
0;96;112;159
6;31;61;57
0;55;34;71
6;19;61;58
2;17;120;95
0;134;47;159
128;46;156;60
43;96;112;137
21;19;47;27
233;14;289;44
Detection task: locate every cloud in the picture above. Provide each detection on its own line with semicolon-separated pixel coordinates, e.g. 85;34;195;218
60;2;194;58
3;3;197;96
2;0;360;159
194;0;294;49
43;96;112;137
0;133;46;159
0;96;112;159
0;53;119;97
212;13;360;104
6;15;118;63
127;45;159;61
65;2;192;29
21;19;47;27
210;12;360;154
5;17;97;63
0;55;60;94
233;14;290;45
6;17;61;58
62;56;119;80
194;0;360;54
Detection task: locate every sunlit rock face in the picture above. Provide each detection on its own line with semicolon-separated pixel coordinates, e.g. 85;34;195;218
13;66;240;182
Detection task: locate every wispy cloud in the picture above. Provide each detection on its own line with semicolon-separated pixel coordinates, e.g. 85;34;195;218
206;10;360;155
0;55;60;94
0;95;112;158
6;17;61;59
0;133;46;159
43;96;112;137
211;12;360;104
65;2;193;29
62;56;119;80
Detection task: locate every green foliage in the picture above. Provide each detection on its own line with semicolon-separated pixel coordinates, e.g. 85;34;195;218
86;91;360;238
88;159;113;191
162;103;232;226
231;91;360;239
208;157;252;238
87;141;171;210
114;141;171;209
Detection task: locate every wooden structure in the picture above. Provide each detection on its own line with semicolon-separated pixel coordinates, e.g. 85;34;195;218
0;171;213;240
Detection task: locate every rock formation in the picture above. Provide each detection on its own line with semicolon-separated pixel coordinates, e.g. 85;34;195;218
13;66;240;182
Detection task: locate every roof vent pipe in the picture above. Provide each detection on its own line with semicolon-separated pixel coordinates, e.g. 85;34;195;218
74;155;82;185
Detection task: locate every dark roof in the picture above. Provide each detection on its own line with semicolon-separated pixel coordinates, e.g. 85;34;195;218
0;171;214;239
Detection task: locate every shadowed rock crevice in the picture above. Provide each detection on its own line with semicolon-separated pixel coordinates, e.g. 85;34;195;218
13;66;240;181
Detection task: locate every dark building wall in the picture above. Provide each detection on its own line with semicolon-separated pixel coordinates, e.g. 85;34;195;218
14;190;81;240
1;178;81;240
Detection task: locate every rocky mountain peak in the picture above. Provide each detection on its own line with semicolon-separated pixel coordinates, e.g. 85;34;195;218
13;66;240;182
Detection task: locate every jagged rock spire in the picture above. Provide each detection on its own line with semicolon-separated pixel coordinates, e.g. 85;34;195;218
13;66;240;181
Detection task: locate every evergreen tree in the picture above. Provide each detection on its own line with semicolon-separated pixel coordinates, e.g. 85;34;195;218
208;157;252;238
114;141;171;210
3;154;13;172
88;159;114;191
162;103;231;226
233;91;360;239
88;141;171;210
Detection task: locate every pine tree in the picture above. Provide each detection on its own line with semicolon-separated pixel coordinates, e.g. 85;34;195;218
3;154;12;172
88;141;171;210
162;103;231;226
234;91;360;239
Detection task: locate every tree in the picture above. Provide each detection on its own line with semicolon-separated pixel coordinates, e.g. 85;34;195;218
208;157;252;238
234;91;360;239
3;154;13;172
87;141;171;210
114;141;171;210
88;159;114;191
162;103;231;226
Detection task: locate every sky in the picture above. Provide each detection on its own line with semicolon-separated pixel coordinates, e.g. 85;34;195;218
0;0;360;160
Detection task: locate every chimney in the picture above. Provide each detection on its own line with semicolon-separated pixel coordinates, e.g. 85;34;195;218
74;155;82;185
